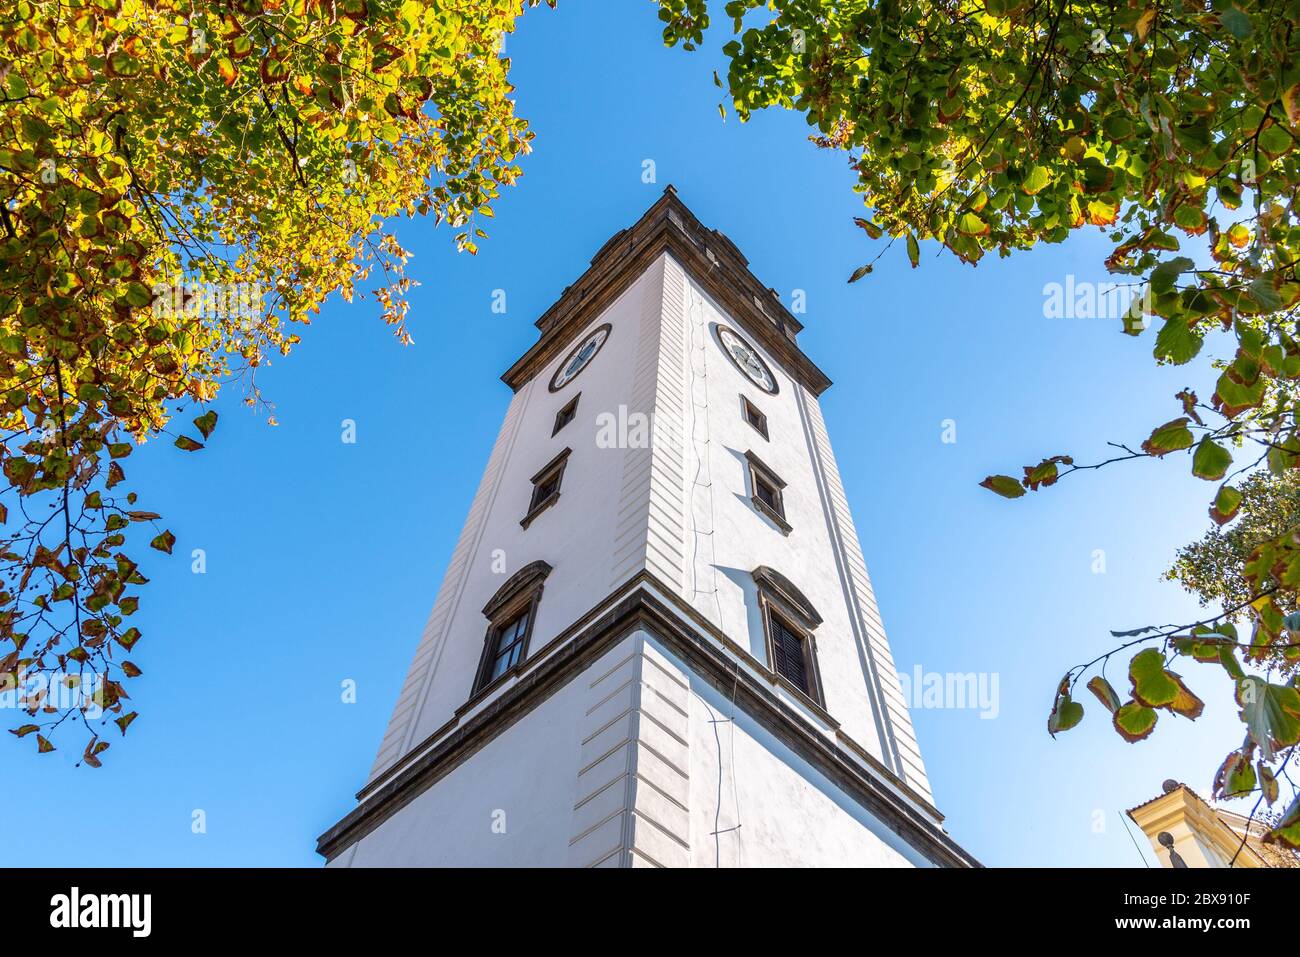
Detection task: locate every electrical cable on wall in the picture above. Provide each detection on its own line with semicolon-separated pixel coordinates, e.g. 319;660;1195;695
685;279;743;864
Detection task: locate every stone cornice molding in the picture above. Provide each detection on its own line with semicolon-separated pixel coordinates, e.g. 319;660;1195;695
500;186;832;397
318;574;978;868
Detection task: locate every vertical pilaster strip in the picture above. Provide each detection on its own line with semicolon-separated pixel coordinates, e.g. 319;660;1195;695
799;392;934;804
609;253;688;592
567;633;691;867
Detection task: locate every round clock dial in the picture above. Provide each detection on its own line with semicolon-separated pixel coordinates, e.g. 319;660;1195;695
549;323;611;392
717;325;777;394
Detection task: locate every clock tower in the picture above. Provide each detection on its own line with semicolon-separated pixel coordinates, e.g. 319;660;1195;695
317;187;976;868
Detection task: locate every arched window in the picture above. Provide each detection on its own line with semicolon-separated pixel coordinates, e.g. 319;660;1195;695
751;566;824;706
472;561;553;695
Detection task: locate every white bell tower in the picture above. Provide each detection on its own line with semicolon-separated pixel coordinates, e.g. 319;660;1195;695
318;188;976;868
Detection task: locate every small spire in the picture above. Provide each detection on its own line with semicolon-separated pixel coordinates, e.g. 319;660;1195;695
664;183;678;195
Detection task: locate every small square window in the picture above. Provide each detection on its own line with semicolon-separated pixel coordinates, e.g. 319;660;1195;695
532;473;561;506
745;450;791;533
741;395;768;439
553;394;580;436
522;448;571;529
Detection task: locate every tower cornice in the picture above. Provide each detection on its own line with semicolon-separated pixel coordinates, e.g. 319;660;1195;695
318;572;978;869
500;186;833;396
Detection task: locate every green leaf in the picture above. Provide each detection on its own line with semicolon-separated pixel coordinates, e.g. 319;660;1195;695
1128;648;1204;717
1191;437;1232;481
1266;793;1300;849
1021;165;1051;195
1236;676;1300;761
848;263;873;283
1219;6;1253;39
149;530;176;554
1247;276;1282;312
1213;749;1256;798
1048;691;1084;736
1209;485;1242;525
853;217;883;240
1140;418;1194;457
1153;318;1202;364
906;233;920;268
1129;649;1173;704
124;281;153;308
979;475;1025;498
1260;761;1279;804
192;410;218;439
1022;455;1071;491
1113;701;1158;741
956;212;989;236
1149;257;1195;295
174;435;204;452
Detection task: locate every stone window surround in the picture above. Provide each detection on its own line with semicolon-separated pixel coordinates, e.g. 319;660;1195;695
744;448;791;534
470;560;554;697
752;565;825;708
552;392;581;436
521;447;572;529
740;393;768;440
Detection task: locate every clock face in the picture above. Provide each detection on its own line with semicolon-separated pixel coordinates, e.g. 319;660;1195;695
549;323;611;392
717;325;777;394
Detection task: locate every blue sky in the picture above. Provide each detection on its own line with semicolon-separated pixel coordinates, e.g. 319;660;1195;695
1;1;1253;867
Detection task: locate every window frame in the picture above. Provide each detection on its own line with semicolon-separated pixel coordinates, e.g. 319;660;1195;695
471;560;552;696
752;568;824;707
478;604;533;690
754;587;821;707
552;392;581;436
744;449;791;534
521;447;571;529
740;394;768;440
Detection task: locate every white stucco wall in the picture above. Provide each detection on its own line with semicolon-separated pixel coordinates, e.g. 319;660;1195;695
342;247;941;866
367;257;674;779
670;263;931;800
333;660;589;867
333;630;926;868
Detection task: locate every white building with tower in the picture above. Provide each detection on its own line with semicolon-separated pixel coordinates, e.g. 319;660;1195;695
317;188;977;868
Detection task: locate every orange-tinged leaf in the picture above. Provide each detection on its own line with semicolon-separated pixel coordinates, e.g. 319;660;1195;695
1136;8;1156;40
1113;701;1158;741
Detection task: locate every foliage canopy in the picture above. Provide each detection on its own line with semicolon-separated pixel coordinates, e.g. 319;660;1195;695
0;0;547;765
659;0;1300;850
